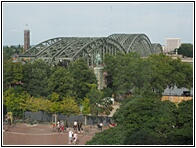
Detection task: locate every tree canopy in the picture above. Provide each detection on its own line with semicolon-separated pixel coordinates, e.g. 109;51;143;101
103;52;193;97
177;43;193;57
86;97;193;145
3;51;193;136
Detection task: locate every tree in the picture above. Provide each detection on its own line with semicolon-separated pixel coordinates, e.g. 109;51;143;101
87;96;193;145
171;100;193;145
166;58;184;93
113;97;176;136
86;125;125;145
18;91;31;119
147;53;174;96
104;52;142;95
22;59;51;97
3;88;36;117
60;96;80;115
25;97;40;112
68;58;97;102
86;83;103;124
177;62;193;90
178;43;193;57
3;88;18;115
3;46;15;60
48;92;61;114
82;98;90;115
3;60;23;90
3;60;13;88
48;66;75;99
12;62;23;83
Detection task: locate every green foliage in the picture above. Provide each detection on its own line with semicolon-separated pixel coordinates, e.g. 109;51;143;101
50;92;60;102
104;52;193;98
60;96;80;115
49;101;61;114
48;66;75;99
165;57;193;91
147;53;173;96
3;46;21;60
3;58;99;117
22;59;51;97
68;59;97;101
104;52;141;94
3;60;23;89
86;84;103;105
102;87;113;98
125;128;165;145
105;110;110;116
3;60;13;87
173;100;193;144
178;43;193;57
12;62;23;83
87;97;193;145
178;62;193;89
3;88;30;117
86;126;125;145
82;98;90;115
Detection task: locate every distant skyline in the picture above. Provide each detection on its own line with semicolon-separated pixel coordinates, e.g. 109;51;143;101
2;2;194;46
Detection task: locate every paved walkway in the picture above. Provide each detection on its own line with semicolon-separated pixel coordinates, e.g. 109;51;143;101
3;123;107;145
108;104;120;117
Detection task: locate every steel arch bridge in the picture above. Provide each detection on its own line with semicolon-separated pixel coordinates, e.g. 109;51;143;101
19;33;163;66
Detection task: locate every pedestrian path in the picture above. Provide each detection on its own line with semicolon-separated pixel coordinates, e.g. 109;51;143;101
3;123;109;145
108;104;120;117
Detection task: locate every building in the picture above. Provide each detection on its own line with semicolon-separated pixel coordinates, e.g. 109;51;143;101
24;24;30;52
164;38;181;52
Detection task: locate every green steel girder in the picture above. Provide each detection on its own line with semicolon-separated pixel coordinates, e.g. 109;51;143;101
108;34;153;56
152;43;163;54
71;37;126;66
22;37;65;56
19;33;163;65
126;34;152;56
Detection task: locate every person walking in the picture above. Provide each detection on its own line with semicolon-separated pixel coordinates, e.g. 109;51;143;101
73;120;77;131
97;122;103;131
68;129;73;144
60;120;64;132
57;121;60;132
77;120;80;133
73;131;78;145
79;121;83;132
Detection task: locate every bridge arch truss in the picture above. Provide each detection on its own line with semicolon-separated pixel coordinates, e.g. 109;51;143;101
19;33;163;66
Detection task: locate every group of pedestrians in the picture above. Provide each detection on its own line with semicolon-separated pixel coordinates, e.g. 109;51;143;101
55;120;65;132
67;120;84;145
68;129;79;145
73;120;83;133
54;120;105;145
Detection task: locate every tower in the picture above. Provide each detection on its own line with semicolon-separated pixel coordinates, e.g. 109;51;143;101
24;24;30;52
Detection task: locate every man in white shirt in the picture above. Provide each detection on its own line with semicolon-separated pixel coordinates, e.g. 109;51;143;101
73;120;77;131
68;129;73;144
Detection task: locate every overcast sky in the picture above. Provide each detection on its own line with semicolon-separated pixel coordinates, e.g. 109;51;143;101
2;2;194;46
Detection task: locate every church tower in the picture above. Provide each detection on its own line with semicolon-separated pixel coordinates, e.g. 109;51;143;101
24;24;30;52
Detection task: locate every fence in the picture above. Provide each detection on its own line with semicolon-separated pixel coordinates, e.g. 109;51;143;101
24;111;113;126
161;96;192;103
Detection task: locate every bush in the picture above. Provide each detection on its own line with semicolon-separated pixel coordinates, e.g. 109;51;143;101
108;106;113;111
105;110;110;116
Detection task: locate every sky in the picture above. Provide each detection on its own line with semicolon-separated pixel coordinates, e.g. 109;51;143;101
2;2;194;46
